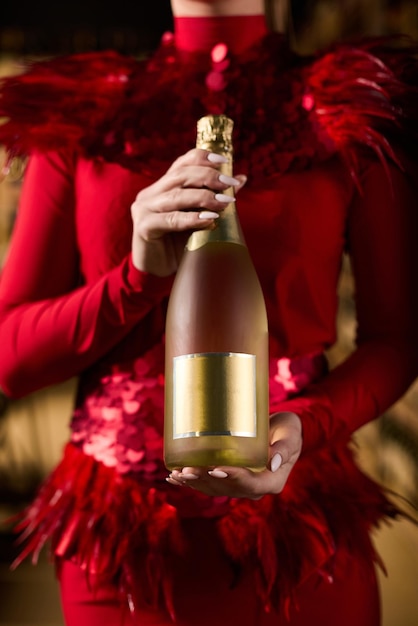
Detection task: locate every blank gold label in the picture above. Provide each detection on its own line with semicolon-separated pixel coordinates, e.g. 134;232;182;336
173;352;256;439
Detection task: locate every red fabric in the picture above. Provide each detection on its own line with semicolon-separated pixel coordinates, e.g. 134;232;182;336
57;530;381;626
0;14;418;622
173;15;268;54
269;157;418;451
0;151;173;397
11;440;391;620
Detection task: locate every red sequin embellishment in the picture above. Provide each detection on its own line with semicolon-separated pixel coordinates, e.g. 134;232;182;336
70;344;327;482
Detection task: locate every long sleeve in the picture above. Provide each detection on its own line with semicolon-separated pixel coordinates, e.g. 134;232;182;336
0;150;173;399
271;158;418;453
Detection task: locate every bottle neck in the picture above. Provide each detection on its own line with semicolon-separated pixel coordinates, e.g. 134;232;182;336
187;159;245;251
187;116;245;251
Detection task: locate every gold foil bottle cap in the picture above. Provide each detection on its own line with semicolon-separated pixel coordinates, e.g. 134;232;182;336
196;115;234;156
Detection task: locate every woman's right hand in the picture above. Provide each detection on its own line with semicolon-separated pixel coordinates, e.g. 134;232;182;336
130;148;246;276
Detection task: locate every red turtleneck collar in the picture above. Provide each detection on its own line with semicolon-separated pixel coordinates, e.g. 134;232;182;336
174;15;268;54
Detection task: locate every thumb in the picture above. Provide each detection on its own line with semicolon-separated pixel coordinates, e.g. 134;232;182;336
269;447;284;473
235;174;248;192
268;411;303;473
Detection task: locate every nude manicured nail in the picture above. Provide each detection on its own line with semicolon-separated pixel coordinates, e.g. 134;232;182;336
219;174;240;186
271;453;283;472
208;469;228;478
166;477;184;486
199;211;220;219
180;473;199;480
207;153;228;163
215;193;235;203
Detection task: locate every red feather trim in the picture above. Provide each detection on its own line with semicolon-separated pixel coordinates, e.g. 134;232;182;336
10;440;397;620
0;51;138;159
305;36;418;184
1;34;417;182
11;443;185;620
217;440;397;614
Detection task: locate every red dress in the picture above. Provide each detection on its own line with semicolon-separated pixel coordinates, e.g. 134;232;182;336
0;15;417;626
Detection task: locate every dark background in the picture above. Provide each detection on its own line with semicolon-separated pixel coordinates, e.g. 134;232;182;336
0;1;175;54
0;0;335;55
0;0;175;28
1;0;416;56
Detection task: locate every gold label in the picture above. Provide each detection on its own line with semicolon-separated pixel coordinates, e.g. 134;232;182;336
173;352;257;439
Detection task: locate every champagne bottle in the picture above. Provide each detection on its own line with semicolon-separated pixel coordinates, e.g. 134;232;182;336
164;115;269;471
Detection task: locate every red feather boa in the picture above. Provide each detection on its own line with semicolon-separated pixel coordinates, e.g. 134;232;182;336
0;33;417;182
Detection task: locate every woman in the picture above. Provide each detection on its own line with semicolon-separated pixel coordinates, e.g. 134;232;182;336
0;0;417;624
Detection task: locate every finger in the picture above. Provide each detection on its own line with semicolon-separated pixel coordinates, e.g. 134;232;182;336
134;149;228;201
175;469;201;481
166;476;184;487
269;451;283;473
208;469;229;479
166;469;200;485
167;166;241;193
268;438;300;474
165;149;244;193
234;174;248;192
206;466;254;481
166;470;185;487
167;148;228;174
134;186;233;217
168;465;266;499
269;412;302;465
206;466;264;499
135;192;233;240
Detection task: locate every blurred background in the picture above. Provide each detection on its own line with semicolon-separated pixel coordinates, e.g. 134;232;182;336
0;1;418;625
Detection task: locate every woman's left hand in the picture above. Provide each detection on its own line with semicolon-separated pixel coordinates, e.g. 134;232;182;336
166;411;302;499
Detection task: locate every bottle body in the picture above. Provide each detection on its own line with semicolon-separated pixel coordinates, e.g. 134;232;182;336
164;115;269;470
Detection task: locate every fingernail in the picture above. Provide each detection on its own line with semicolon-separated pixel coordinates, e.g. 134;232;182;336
208;469;228;478
199;210;220;219
271;453;283;473
219;174;240;186
166;477;183;486
207;153;228;164
179;473;199;480
215;193;235;203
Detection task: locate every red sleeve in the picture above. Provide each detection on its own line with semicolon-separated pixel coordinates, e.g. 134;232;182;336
0;151;173;399
271;159;418;453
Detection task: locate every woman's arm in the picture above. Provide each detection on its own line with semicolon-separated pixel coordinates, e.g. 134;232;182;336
0;150;173;398
272;158;418;453
0;147;242;399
